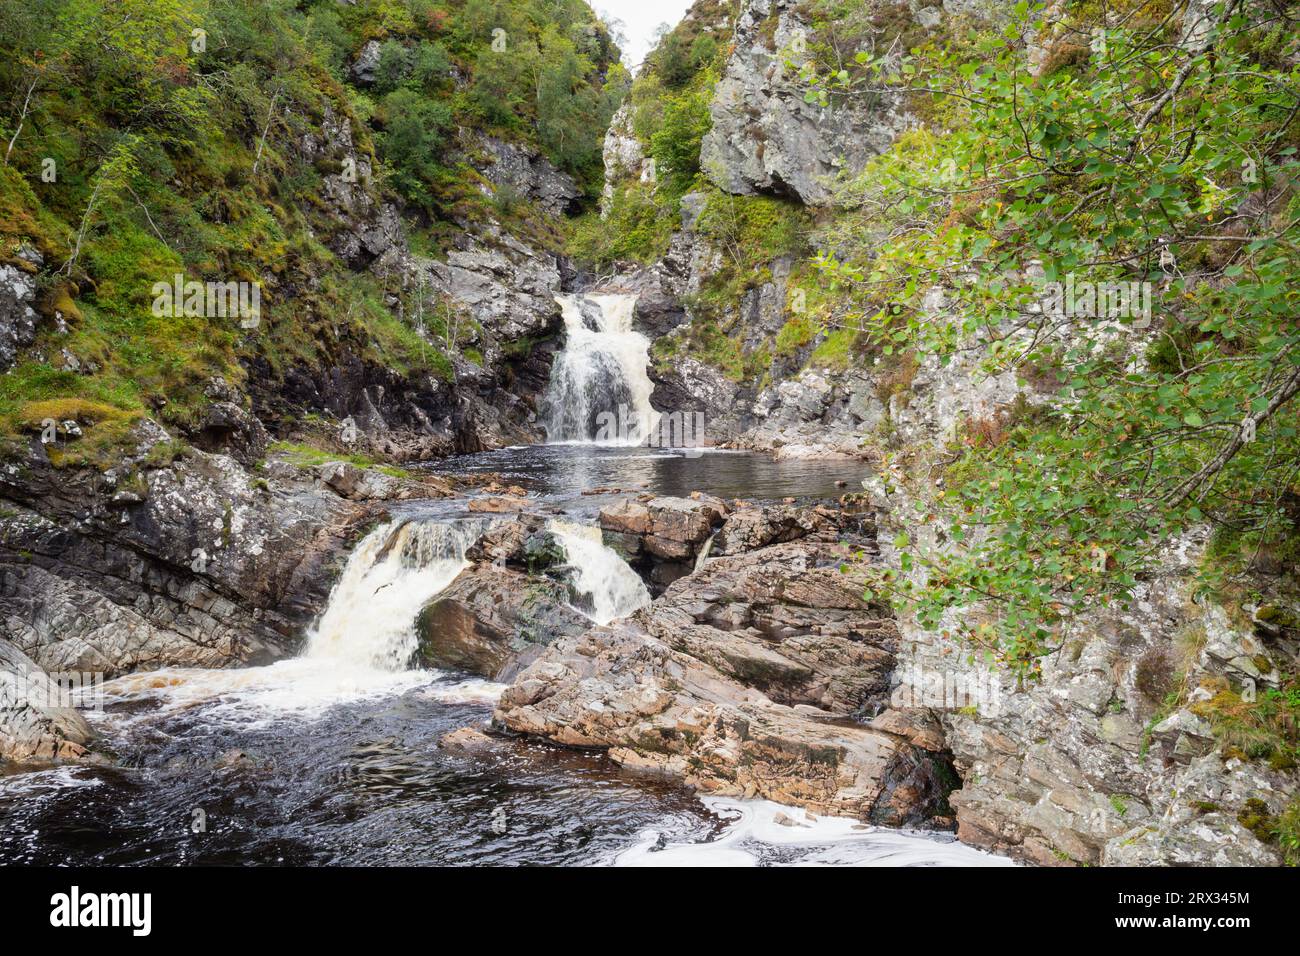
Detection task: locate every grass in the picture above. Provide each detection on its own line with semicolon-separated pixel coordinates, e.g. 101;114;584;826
1191;673;1300;768
808;328;857;370
269;441;414;480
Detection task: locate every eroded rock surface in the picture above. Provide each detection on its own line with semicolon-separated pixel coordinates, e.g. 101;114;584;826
493;513;951;823
699;0;906;206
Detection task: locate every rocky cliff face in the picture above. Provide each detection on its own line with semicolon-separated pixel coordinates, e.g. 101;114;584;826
699;0;904;205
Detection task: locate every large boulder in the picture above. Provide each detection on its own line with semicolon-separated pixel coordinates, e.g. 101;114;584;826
0;639;96;765
598;495;726;562
416;564;590;681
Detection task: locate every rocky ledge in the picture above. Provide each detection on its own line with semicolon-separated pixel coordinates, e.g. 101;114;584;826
484;499;954;823
0;419;457;766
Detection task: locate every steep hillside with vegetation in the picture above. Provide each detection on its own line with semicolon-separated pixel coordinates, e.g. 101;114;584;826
0;0;624;459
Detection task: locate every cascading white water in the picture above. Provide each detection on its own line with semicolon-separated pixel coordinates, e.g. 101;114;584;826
305;518;490;670
547;519;650;626
543;293;659;444
95;517;499;725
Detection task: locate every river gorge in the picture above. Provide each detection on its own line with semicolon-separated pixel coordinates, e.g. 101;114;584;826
1;0;1296;875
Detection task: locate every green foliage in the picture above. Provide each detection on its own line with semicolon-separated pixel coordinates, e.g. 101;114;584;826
270;441;413;480
643;0;735;88
0;0;619;449
649;80;715;199
1276;799;1300;866
378;87;454;204
566;184;676;267
806;2;1300;674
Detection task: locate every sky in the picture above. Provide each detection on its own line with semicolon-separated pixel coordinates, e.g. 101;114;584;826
593;0;695;71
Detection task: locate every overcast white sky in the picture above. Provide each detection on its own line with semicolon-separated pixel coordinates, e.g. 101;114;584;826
593;0;695;70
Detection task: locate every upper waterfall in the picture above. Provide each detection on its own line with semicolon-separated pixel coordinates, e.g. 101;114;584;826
542;293;658;444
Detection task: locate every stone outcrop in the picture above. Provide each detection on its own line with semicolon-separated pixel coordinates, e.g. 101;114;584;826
600;102;644;213
598;494;726;562
0;421;396;684
0;638;96;764
699;0;907;206
475;134;580;218
0;258;40;371
882;522;1295;867
428;225;562;346
493;529;951;822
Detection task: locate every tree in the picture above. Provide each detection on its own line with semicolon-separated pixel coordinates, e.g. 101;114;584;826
803;0;1300;674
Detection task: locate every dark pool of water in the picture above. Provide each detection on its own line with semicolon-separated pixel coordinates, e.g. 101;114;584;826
0;678;718;866
426;444;868;511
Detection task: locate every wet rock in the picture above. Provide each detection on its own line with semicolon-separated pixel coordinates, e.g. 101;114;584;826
0;424;386;677
0;639;95;765
416;564;589;680
439;726;501;755
467;495;530;513
598;499;652;535
493;537;940;821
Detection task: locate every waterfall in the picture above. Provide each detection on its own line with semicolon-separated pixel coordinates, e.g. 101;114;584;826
543;293;658;444
95;517;500;726
547;519;650;625
305;518;490;670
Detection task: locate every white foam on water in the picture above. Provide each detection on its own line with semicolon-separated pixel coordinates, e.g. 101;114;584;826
613;798;1017;867
0;764;103;798
93;518;502;731
546;518;650;625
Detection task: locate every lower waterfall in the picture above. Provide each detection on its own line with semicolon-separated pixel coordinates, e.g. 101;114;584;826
542;293;658;444
305;518;490;670
547;519;651;625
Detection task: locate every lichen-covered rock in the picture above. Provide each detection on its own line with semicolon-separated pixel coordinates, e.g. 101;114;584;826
428;225;563;348
600;102;644;213
0;261;40;371
475;134;579;218
699;0;907;206
350;39;383;84
0;423;382;678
